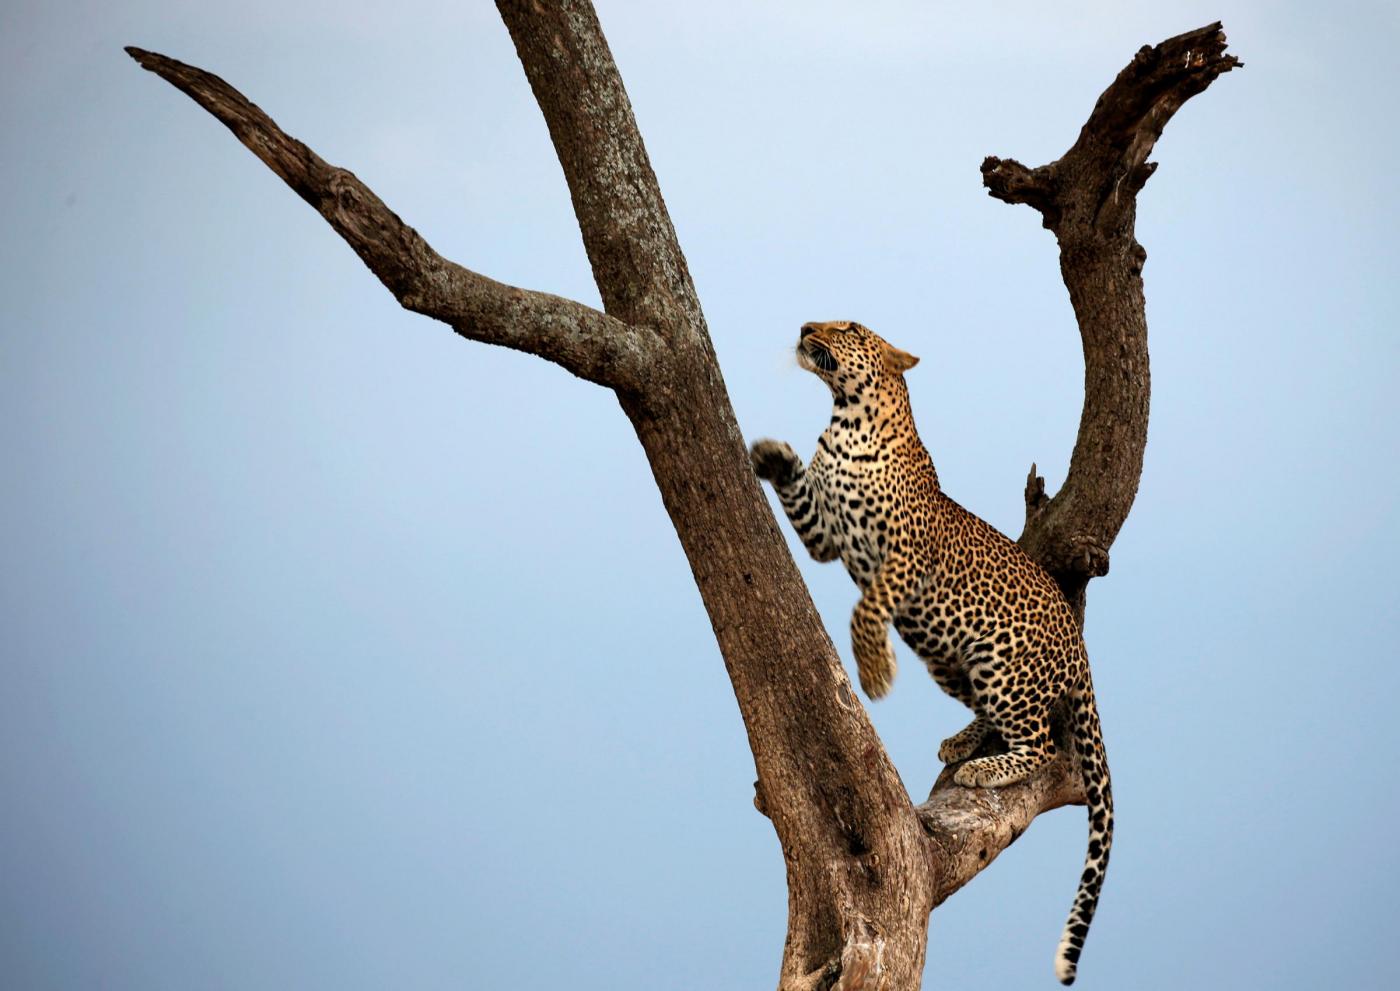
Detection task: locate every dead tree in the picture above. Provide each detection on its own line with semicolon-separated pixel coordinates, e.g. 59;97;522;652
128;6;1238;987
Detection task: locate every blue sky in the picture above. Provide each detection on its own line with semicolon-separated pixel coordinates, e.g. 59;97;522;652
3;1;1398;988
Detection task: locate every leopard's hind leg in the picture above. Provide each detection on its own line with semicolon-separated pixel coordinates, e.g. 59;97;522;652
896;616;993;764
952;646;1057;788
938;715;991;764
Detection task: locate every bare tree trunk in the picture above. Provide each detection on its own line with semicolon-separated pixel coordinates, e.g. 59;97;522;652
127;7;1237;987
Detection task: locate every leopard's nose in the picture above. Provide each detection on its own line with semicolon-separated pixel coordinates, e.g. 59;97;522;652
800;323;818;339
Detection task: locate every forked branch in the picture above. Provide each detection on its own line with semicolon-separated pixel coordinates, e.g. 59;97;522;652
124;46;655;393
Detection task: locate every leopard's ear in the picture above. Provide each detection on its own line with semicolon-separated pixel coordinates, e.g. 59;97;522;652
884;346;920;375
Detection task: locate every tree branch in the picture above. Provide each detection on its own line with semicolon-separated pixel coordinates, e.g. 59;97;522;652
919;733;1086;907
915;20;1240;916
124;46;655;393
980;157;1058;227
984;23;1240;619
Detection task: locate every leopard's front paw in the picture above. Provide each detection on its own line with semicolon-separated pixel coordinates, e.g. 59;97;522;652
750;439;802;487
855;637;897;700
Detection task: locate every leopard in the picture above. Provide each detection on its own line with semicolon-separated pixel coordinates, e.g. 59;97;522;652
750;320;1112;986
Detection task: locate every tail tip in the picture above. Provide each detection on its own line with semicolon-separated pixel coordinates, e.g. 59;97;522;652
1056;956;1076;985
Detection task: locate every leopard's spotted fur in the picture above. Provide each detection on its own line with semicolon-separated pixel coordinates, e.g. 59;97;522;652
751;321;1112;985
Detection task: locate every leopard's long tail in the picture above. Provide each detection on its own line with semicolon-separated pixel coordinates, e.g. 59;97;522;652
1055;677;1113;986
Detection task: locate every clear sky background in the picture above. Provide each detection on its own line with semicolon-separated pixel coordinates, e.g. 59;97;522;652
4;1;1398;988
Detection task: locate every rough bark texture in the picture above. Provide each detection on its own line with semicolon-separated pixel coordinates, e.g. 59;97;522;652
128;9;1237;988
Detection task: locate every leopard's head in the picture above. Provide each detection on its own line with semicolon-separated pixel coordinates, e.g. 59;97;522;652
796;321;919;398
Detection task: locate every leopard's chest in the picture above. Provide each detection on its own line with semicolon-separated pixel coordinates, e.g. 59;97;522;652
810;452;895;588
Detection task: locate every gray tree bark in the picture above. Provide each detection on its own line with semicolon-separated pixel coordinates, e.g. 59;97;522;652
128;7;1238;988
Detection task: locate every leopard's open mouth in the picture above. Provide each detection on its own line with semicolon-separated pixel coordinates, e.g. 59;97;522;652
798;338;837;373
